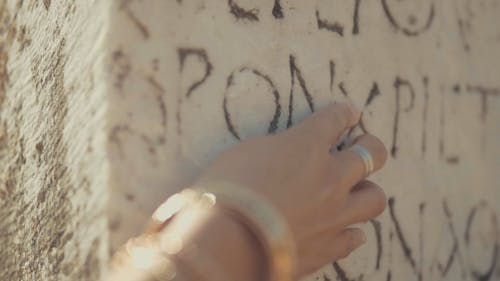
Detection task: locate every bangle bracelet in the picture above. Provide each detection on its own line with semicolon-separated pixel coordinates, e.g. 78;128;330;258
154;191;232;281
194;182;297;281
145;182;297;281
110;190;231;281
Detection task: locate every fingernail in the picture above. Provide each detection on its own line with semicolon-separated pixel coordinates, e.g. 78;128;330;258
348;231;367;253
347;102;361;120
359;232;367;244
354;231;367;248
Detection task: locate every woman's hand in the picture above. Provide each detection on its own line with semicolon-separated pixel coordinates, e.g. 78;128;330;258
197;102;388;277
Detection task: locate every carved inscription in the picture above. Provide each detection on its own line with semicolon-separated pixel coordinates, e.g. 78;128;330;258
162;2;500;280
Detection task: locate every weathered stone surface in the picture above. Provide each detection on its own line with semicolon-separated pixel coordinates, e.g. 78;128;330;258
0;0;109;280
106;1;500;281
1;0;500;280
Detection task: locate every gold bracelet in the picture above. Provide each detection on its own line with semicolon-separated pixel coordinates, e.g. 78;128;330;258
109;190;231;281
123;183;296;281
153;191;232;281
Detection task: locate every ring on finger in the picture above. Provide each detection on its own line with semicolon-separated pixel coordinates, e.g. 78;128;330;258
349;144;374;176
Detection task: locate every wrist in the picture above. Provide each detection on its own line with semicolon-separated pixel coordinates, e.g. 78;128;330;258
145;184;296;281
192;209;267;281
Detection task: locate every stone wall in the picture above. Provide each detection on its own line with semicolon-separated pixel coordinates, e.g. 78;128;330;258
1;0;499;280
0;1;109;280
106;1;500;280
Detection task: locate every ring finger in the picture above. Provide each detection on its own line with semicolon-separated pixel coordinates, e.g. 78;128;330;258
331;134;388;191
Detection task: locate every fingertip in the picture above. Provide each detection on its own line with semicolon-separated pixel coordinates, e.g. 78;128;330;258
343;228;366;244
346;102;362;126
321;102;361;142
289;102;362;149
331;102;361;126
336;228;367;259
371;185;388;217
369;135;388;169
355;181;388;215
335;181;387;227
357;229;367;245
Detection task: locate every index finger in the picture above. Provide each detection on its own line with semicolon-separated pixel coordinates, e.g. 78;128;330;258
292;102;361;149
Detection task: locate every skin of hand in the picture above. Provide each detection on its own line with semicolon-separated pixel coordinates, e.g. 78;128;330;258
196;102;388;277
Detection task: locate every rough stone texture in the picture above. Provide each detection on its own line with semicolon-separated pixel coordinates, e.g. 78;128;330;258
106;1;500;281
0;0;109;280
1;0;500;281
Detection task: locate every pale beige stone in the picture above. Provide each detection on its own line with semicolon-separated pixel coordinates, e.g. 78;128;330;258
1;0;499;280
0;0;110;280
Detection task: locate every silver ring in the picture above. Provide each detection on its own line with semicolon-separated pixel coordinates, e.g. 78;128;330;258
349;145;374;176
